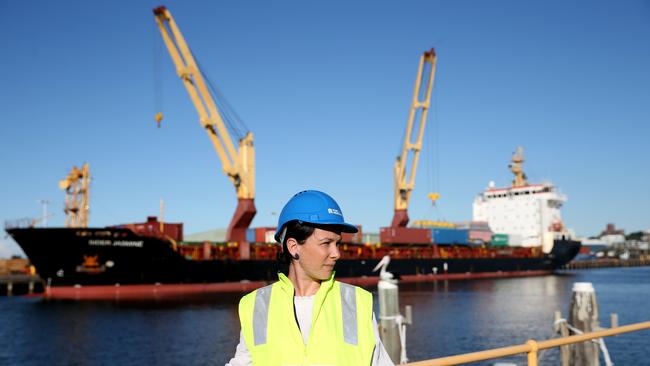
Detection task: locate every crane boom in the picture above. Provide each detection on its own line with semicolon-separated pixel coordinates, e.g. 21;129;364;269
391;49;437;228
153;6;256;242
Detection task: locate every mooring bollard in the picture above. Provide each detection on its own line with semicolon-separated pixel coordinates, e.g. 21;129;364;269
374;255;411;364
569;282;600;366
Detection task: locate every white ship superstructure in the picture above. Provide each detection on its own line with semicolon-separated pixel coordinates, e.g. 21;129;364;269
472;147;573;253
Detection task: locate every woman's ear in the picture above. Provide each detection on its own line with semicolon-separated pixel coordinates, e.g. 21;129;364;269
286;237;299;258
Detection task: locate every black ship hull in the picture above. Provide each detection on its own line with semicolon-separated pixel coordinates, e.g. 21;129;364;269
7;227;581;296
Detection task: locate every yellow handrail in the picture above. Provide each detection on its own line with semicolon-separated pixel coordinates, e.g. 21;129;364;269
405;320;650;366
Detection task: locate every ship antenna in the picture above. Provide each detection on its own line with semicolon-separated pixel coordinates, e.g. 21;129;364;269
508;146;528;187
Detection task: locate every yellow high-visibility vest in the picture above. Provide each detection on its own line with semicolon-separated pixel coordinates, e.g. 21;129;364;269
239;272;376;366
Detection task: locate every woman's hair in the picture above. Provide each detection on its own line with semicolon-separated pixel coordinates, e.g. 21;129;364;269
277;220;315;265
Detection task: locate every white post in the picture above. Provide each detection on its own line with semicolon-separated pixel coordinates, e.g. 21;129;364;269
378;277;401;363
374;255;409;364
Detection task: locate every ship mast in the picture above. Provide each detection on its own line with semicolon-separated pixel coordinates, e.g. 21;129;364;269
508;146;528;187
59;163;90;228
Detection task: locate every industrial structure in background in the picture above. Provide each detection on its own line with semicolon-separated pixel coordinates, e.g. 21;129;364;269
381;48;437;244
58;163;90;228
153;6;256;243
5;7;582;303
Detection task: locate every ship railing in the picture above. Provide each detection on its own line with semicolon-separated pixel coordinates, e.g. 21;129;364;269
403;320;650;366
4;218;36;230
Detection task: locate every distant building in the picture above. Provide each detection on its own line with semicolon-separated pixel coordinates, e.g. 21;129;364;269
598;223;625;246
600;223;625;237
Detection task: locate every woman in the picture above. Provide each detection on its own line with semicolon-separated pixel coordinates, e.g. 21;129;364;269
227;190;393;366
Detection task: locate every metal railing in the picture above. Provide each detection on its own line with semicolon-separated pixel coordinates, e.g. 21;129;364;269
404;320;650;366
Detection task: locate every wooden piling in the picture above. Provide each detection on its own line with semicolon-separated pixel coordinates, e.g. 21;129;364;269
610;313;618;329
568;282;600;366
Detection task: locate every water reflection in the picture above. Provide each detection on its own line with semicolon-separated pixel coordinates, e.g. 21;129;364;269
1;268;649;366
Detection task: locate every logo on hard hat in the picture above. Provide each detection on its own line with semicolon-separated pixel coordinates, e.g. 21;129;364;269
327;208;342;216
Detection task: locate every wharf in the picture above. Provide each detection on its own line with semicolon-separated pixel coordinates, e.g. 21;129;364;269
563;257;650;270
0;275;44;296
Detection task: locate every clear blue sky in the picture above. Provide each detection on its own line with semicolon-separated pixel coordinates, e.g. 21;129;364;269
1;1;649;257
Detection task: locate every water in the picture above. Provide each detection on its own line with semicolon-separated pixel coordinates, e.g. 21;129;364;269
1;267;649;366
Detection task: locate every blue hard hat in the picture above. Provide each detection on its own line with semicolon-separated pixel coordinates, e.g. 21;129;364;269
275;190;358;243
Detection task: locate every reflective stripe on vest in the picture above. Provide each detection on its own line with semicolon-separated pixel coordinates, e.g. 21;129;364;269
339;282;357;345
253;285;272;345
251;282;360;346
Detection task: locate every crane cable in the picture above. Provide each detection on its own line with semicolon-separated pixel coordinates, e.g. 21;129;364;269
195;56;249;141
153;24;164;127
426;67;446;221
151;25;249;141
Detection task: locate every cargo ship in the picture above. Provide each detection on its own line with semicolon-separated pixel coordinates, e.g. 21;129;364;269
6;220;579;300
5;148;580;300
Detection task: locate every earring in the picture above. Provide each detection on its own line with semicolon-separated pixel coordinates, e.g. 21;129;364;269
293;253;300;260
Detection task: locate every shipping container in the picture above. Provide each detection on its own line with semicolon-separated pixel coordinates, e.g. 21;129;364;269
245;228;256;243
110;216;183;242
491;234;509;246
255;227;277;243
264;230;276;244
469;230;492;243
341;225;363;244
379;227;432;244
412;220;456;228
508;234;523;246
470;221;490;230
432;228;468;245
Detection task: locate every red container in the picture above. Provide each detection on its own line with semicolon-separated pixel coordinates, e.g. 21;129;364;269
380;227;432;244
111;216;183;241
255;227;277;243
341;225;363;244
255;227;266;243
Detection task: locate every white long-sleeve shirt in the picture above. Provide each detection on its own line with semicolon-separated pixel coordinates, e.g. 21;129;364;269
226;294;394;366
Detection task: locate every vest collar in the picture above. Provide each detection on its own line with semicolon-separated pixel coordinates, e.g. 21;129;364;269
276;271;336;297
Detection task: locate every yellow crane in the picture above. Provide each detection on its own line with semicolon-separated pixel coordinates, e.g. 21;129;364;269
153;6;256;242
391;49;437;228
59;163;90;228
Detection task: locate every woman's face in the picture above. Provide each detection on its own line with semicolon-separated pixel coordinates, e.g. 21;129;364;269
296;227;342;281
